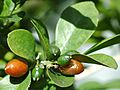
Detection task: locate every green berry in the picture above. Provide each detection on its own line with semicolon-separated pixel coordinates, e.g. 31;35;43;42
4;51;14;61
50;45;61;60
32;66;43;81
57;55;71;66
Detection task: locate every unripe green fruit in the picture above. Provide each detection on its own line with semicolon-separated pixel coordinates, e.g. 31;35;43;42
4;51;14;61
32;66;43;81
57;55;71;66
50;45;61;60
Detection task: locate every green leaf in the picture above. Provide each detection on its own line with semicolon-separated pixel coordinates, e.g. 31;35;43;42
55;1;99;54
31;19;50;59
16;73;31;90
89;54;118;69
85;34;120;54
8;15;22;23
7;29;35;61
72;54;118;69
30;77;56;90
47;69;74;87
0;72;31;90
0;0;15;16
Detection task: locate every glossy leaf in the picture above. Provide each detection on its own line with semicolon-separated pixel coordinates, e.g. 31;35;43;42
0;72;31;90
89;54;118;69
31;19;50;59
85;34;120;54
55;1;99;54
47;69;74;87
72;54;118;69
7;29;35;61
16;72;31;90
0;0;15;16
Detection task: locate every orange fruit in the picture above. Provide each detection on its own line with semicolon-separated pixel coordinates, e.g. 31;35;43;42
59;59;84;75
5;59;28;77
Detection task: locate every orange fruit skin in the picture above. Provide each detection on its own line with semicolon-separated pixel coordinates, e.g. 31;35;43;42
59;59;84;75
5;59;28;77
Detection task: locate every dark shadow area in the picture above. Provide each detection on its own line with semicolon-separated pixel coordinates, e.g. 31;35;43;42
56;84;75;90
49;67;61;76
0;0;3;14
49;67;74;77
0;70;6;77
29;77;53;90
10;71;29;84
61;7;96;30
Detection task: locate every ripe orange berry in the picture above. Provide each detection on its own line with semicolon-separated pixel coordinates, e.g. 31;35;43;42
5;59;28;77
59;59;84;75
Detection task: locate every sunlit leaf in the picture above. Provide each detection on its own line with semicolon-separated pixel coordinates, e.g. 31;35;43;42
0;0;15;16
72;53;118;69
7;29;35;61
0;72;31;90
55;1;99;54
31;19;51;59
85;34;120;54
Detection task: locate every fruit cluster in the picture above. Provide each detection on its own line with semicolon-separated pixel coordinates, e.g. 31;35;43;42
4;46;84;78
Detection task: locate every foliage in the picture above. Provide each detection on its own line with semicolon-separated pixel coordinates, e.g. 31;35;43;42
0;0;119;90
